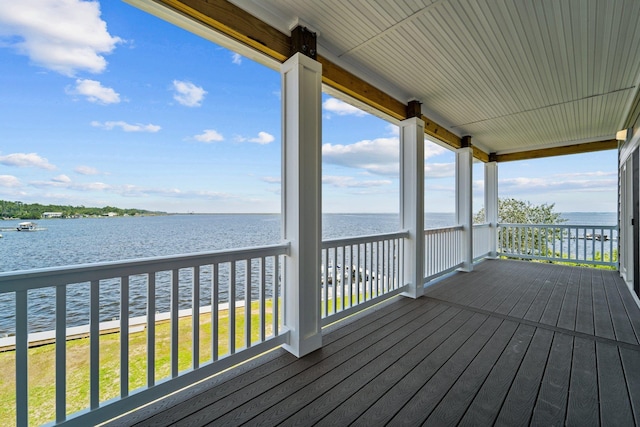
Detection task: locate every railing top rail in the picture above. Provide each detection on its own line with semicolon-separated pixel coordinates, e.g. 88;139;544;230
472;223;491;228
498;223;617;228
0;242;290;292
321;230;409;248
424;225;464;235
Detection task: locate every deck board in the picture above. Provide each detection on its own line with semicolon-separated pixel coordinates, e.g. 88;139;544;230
183;300;443;426
351;312;488;427
566;337;599;425
312;308;473;426
538;266;571;327
530;332;573;426
423;320;519;426
575;269;595;335
597;342;635;425
113;260;640;427
602;270;638;344
494;327;554;426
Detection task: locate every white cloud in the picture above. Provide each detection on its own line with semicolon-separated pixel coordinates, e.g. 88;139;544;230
68;79;120;104
52;174;71;183
261;176;281;184
0;152;56;170
0;0;122;76
193;129;224;143
552;171;617;179
323;97;367;117
425;142;447;158
75;165;100;175
425;163;455;178
91;121;161;132
499;175;617;194
30;178;110;191
323;175;392;188
235;131;275;144
232;52;242;65
0;175;21;187
172;80;206;107
249;132;275;144
323;137;399;175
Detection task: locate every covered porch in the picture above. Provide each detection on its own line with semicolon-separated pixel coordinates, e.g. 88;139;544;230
109;259;640;426
2;0;640;425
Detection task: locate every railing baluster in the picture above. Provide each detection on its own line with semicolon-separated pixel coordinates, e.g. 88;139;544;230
193;266;200;369
230;261;236;355
56;284;66;423
16;290;28;427
356;244;361;304
245;259;251;349
331;248;337;314
260;257;266;342
341;245;346;311
322;248;327;317
90;279;100;409
213;263;219;362
171;269;179;378
274;255;279;336
147;273;156;387
121;276;129;397
351;244;357;304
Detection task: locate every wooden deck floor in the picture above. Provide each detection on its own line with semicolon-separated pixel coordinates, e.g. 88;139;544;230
111;260;640;426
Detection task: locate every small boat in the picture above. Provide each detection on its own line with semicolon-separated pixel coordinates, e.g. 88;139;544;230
585;233;609;241
16;221;38;231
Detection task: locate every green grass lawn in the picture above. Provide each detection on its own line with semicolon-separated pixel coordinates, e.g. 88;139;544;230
0;300;278;427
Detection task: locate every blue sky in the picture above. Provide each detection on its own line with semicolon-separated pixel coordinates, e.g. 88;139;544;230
0;1;618;214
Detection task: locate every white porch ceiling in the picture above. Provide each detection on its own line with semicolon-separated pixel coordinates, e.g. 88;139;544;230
230;0;640;155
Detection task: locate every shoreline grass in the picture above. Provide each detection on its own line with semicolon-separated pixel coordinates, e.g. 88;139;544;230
0;300;278;427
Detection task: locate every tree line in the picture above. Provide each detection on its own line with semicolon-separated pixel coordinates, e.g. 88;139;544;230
0;200;163;220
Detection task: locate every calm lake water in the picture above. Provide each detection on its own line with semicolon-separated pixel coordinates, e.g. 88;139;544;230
0;212;616;335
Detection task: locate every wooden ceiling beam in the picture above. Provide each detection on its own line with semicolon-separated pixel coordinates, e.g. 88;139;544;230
495;139;619;162
151;0;474;156
157;0;290;61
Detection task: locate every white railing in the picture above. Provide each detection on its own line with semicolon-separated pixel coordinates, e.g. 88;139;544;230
0;244;289;427
424;226;465;281
498;224;618;267
321;231;408;326
473;223;492;260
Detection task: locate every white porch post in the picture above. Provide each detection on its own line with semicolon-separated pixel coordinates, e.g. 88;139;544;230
281;52;322;357
485;160;498;258
456;139;473;271
400;112;425;298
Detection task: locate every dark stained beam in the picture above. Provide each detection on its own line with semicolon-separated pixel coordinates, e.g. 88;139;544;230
421;115;462;150
495;139;619;162
317;54;408;122
157;0;291;61
150;0;478;156
473;147;490;163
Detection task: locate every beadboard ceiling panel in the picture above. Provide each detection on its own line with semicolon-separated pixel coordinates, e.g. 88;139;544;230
231;0;640;154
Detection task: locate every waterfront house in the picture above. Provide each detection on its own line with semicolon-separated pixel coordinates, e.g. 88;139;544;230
41;212;63;219
2;0;640;425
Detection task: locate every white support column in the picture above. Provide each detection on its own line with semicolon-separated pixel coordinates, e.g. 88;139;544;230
456;144;473;271
485;161;498;258
400;116;425;298
281;52;322;357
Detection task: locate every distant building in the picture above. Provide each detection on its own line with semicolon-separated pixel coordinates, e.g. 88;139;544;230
103;212;118;217
42;212;63;218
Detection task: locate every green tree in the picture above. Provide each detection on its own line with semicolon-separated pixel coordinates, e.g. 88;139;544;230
474;198;565;225
475;198;566;258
